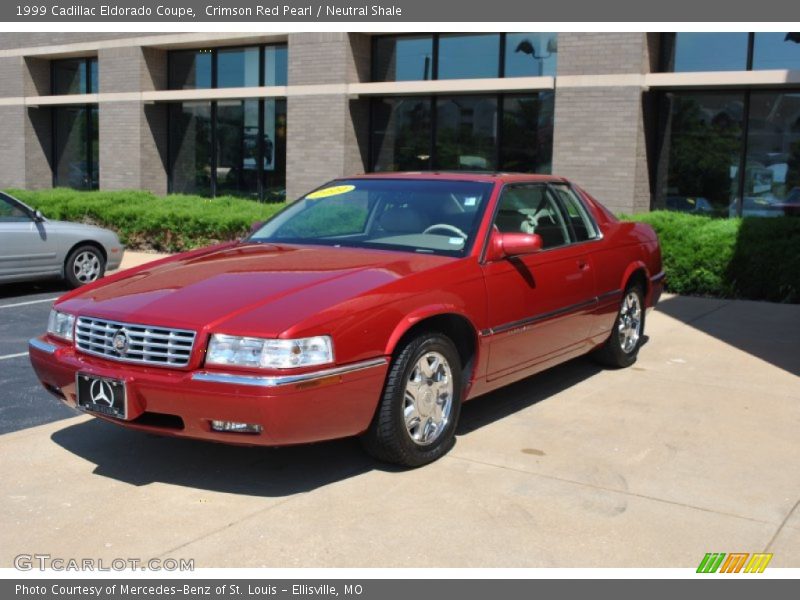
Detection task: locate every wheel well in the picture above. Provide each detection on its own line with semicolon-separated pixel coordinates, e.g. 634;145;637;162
393;314;478;383
625;268;648;296
66;241;107;264
64;241;107;276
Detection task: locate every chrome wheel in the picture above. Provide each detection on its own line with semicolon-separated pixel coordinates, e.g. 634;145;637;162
403;351;454;446
617;291;642;354
73;251;101;283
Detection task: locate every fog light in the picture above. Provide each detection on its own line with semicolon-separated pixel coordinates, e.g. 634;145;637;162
210;420;262;434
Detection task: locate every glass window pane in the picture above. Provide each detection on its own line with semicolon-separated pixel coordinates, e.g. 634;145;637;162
505;33;558;77
663;33;749;72
550;184;599;241
217;47;260;88
437;34;500;80
90;106;98;188
264;45;288;86
89;58;98;93
215;100;261;198
744;91;800;216
53;106;96;189
752;33;800;71
434;95;498;170
500;93;554;174
654;91;745;216
0;195;30;221
168;50;212;90
495;185;570;249
373;36;434;82
371;97;432;171
52;59;88;95
169;102;212;196
263;98;287;201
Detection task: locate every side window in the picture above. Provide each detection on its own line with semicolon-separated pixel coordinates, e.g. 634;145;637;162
494;185;570;249
0;196;30;222
550;185;599;242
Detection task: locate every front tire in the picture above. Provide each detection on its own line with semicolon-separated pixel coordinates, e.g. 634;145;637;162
361;332;462;467
593;284;645;368
65;245;106;288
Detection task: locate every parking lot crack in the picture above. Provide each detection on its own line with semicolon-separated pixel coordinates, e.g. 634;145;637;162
154;496;300;559
764;497;800;551
447;454;774;526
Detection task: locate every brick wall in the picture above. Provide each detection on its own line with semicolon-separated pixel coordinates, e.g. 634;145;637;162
552;33;653;214
285;33;370;199
97;47;168;194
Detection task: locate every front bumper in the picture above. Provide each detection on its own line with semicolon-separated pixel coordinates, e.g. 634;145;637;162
29;337;388;446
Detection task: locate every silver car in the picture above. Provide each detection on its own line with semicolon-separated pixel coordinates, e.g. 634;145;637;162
0;191;124;287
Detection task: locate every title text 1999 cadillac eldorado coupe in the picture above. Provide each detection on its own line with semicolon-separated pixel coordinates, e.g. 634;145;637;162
29;173;663;467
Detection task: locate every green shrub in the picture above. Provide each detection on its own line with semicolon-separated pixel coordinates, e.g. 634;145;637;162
625;211;800;303
7;188;286;253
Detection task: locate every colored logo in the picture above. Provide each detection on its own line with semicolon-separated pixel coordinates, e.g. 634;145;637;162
697;552;773;573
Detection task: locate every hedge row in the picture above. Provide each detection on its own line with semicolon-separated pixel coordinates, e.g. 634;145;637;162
626;211;800;303
8;190;799;302
9;188;286;253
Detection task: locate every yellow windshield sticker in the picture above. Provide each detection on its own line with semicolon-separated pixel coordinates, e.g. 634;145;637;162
306;185;355;199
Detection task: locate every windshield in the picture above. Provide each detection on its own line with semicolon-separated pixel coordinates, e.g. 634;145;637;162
250;178;494;257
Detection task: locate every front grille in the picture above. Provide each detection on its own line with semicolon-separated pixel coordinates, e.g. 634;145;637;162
75;316;196;367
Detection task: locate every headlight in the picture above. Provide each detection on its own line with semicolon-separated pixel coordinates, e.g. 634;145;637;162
47;310;75;341
206;334;334;369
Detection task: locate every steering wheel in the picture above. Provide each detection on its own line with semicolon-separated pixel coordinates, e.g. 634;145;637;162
422;223;468;239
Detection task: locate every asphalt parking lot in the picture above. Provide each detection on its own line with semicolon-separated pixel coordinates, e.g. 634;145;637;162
1;255;798;568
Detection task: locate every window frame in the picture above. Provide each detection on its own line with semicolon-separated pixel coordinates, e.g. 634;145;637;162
166;42;288;91
371;33;558;83
368;92;555;175
0;192;35;222
480;181;603;262
548;183;602;243
659;32;800;73
50;56;97;95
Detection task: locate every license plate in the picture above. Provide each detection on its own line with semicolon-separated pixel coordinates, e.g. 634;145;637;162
76;373;127;419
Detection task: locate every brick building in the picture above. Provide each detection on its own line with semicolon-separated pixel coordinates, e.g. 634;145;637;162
0;32;798;216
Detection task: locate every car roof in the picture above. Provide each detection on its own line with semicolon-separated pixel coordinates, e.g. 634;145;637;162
340;171;570;185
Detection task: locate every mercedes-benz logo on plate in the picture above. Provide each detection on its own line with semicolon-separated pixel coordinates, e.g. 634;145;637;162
89;379;114;406
112;329;129;355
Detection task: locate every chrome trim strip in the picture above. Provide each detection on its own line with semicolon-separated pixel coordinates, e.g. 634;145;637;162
597;288;622;303
483;297;599;337
191;357;389;388
651;270;666;283
29;338;57;354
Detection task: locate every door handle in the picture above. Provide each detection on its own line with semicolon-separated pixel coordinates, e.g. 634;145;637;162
577;259;589;271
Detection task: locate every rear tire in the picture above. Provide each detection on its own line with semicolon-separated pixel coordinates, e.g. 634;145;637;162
65;245;105;288
593;284;645;368
361;332;462;467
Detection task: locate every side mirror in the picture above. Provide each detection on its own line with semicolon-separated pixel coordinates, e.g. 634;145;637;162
249;221;265;235
33;209;45;222
486;231;543;262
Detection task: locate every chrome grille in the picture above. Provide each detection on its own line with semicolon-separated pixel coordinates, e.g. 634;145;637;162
75;316;196;367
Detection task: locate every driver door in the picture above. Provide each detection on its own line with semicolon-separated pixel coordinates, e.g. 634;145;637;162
481;184;597;380
0;194;59;279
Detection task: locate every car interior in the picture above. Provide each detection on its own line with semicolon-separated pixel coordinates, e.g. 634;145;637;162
493;186;571;249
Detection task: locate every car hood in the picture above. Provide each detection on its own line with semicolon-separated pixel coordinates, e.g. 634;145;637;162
57;243;451;335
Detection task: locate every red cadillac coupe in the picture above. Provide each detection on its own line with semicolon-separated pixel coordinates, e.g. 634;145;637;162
29;173;663;467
